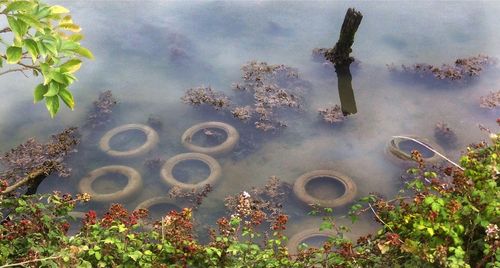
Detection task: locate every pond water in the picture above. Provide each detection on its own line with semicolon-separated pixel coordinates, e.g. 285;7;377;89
1;1;499;241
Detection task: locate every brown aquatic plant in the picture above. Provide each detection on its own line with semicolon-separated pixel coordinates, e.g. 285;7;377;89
388;54;496;81
318;105;345;124
168;184;213;210
479;90;500;109
143;157;165;172
0;127;80;195
231;106;253;121
224;176;291;228
434;122;458;146
232;61;307;131
85;90;118;129
147;114;163;130
181;86;231;111
182;61;309;132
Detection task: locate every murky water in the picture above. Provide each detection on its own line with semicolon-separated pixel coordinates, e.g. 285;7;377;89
1;1;499;240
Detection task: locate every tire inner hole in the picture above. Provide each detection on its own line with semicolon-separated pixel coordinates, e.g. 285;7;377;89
398;140;434;158
172;160;211;183
109;129;147;151
305;176;345;200
191;128;227;147
92;173;128;194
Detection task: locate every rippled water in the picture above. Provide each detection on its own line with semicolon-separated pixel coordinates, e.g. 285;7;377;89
1;1;499;239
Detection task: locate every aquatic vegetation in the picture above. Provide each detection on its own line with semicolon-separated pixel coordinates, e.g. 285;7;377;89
318;105;345;124
434;122;458;146
182;61;309;131
0;127;80;196
143;157;166;172
181;86;231;111
168;184;213;210
0;0;93;117
147;114;163;130
388;54;496;81
85;90;118;129
479;90;500;109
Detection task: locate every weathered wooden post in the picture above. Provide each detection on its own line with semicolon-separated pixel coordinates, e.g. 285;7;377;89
324;8;363;66
324;8;363;115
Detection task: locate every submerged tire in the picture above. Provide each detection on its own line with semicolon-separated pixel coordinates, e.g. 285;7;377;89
161;153;221;191
79;165;142;202
181;121;239;156
386;135;443;165
100;124;159;158
135;196;181;230
287;228;338;255
293;170;357;208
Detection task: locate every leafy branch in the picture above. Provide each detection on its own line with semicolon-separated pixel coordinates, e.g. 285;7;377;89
0;0;93;117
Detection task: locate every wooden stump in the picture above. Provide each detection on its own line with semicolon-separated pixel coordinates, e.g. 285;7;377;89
324;8;363;66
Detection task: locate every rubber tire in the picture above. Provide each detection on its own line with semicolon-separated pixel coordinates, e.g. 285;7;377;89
100;123;159;158
135;196;181;230
161;153;221;191
79;165;142;202
181;121;239;156
293;170;357;208
287;228;338;255
386;135;443;166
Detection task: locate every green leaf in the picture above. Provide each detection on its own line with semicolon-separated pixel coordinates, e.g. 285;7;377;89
45;96;59;118
16;14;44;32
7;16;22;38
431;202;441;212
60;59;82;73
427;227;434;236
6;46;22;64
75;46;94;59
68;33;84;42
94;251;101;261
4;1;34;13
23;39;39;62
58;23;81;32
44;82;60;97
49;5;70;14
34;84;48;103
60;40;80;51
51;71;69;85
58;87;75;110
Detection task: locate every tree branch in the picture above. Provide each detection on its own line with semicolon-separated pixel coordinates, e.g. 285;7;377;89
0;255;60;268
0;67;30;76
0;27;10;34
0;163;54;195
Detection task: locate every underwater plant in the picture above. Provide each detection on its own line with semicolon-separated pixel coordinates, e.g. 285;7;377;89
480;90;500;109
85;90;118;129
318;105;346;124
434;121;458;146
388;54;496;81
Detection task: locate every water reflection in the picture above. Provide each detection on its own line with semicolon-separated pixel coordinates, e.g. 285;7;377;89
335;63;358;116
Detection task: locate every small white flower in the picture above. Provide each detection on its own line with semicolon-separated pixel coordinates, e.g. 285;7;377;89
242;191;251;198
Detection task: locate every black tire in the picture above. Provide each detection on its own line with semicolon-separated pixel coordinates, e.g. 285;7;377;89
293;170;357;208
79;165;142;202
161;153;221;191
100;124;159;158
287;228;338;255
386;135;443;166
181;121;239;156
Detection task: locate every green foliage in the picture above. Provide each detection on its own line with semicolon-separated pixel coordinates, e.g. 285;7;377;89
0;0;92;117
0;134;498;267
